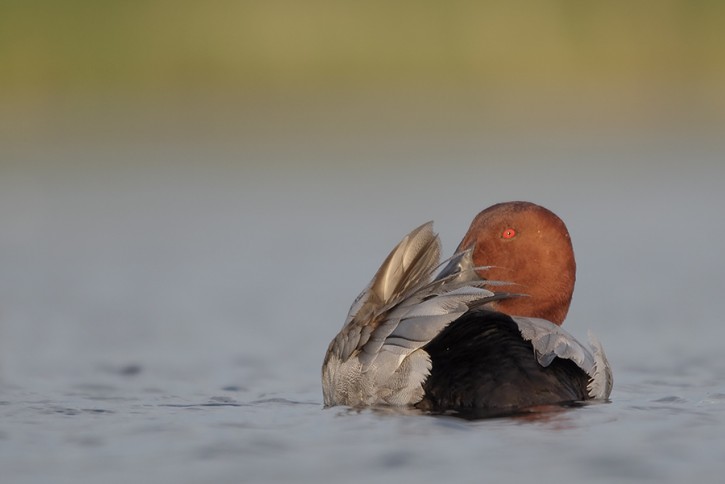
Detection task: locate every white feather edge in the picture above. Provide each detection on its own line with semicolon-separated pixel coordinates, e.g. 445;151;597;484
586;330;613;400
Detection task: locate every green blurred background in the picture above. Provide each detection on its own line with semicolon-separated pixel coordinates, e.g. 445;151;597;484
3;0;724;94
2;0;723;135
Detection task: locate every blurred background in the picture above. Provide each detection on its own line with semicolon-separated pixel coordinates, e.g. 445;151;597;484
3;2;725;483
2;0;725;395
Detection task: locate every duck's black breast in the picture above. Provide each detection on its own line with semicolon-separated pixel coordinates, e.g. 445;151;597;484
417;309;590;413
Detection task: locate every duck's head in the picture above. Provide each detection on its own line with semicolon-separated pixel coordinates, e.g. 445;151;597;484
455;201;576;326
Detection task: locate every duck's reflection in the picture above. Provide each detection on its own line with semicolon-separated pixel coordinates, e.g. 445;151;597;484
333;400;601;425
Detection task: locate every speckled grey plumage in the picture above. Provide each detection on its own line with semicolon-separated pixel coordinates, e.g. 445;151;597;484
322;222;503;406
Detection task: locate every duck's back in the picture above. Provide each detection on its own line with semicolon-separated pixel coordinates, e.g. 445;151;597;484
417;309;591;413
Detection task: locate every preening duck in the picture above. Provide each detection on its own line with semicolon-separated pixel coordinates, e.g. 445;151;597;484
322;201;612;415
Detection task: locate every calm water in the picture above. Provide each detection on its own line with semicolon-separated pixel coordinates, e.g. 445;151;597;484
2;107;725;483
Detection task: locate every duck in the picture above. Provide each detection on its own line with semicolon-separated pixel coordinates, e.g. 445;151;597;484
322;201;612;415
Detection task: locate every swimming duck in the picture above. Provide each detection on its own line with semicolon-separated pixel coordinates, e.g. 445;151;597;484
322;201;612;414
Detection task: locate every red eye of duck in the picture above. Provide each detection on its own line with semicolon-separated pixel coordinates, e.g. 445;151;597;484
501;228;516;239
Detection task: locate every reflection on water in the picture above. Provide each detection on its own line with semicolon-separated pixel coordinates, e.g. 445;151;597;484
352;400;600;424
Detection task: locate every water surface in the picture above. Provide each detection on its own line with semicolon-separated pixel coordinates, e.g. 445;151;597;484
2;107;725;483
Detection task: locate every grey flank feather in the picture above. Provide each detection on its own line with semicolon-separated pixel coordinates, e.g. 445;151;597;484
512;316;613;400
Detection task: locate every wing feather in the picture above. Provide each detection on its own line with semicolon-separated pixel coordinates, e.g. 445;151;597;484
322;222;509;406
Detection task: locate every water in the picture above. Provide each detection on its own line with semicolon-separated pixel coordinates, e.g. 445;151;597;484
2;102;725;483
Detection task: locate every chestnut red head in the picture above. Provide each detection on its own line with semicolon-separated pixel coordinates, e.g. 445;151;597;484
456;201;576;325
